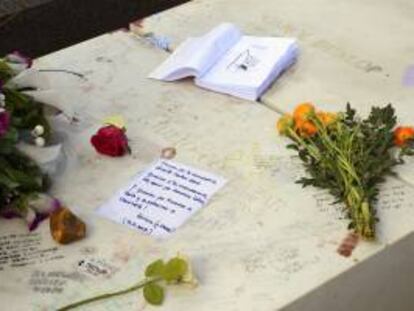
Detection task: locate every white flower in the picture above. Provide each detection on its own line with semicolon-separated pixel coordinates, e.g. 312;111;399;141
5;51;32;74
24;207;37;231
34;137;45;147
29;194;61;214
32;125;44;137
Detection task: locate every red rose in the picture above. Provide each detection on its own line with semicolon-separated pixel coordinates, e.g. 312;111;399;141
90;125;130;157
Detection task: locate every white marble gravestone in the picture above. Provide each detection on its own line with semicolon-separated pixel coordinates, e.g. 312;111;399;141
0;1;414;310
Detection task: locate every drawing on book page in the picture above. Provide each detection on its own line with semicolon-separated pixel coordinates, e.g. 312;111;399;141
227;48;260;72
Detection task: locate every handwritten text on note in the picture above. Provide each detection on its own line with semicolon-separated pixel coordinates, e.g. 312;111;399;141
97;160;226;238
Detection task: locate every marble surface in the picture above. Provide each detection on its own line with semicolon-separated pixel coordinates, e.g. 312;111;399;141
0;1;414;310
143;0;414;117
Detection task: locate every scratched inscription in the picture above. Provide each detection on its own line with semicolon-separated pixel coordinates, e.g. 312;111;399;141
0;233;64;271
29;270;84;294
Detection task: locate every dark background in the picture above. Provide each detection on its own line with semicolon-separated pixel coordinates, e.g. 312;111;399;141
0;0;188;57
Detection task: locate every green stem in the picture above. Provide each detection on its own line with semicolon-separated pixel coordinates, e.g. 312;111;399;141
292;115;375;238
346;186;375;240
287;117;375;239
57;276;162;311
287;128;320;160
311;116;362;186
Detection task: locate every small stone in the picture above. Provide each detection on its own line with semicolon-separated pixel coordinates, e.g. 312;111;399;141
50;207;86;244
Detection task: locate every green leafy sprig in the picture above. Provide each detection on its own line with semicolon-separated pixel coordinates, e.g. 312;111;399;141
57;254;197;310
279;103;414;239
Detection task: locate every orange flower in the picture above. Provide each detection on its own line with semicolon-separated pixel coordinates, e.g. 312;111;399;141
293;103;315;122
276;114;294;136
317;112;337;127
394;126;414;146
295;119;317;137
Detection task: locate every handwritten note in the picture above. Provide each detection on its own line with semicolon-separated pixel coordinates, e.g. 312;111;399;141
97;159;227;238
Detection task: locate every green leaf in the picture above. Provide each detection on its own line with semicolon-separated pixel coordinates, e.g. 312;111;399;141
162;257;188;282
0;173;19;189
145;259;165;278
0;60;13;82
286;143;299;151
143;283;164;306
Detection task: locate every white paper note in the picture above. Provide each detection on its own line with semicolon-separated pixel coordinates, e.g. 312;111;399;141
97;159;227;238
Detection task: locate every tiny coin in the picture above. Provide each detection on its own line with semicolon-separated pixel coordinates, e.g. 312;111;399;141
161;147;177;159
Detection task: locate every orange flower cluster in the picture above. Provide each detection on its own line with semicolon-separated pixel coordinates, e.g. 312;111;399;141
394;126;414;147
277;103;337;137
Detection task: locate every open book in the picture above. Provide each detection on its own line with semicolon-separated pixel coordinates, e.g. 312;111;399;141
149;23;298;101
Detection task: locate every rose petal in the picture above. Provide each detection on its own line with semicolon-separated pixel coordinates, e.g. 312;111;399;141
91;125;129;157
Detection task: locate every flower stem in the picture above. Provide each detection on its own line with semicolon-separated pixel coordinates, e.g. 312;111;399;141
287;128;320;160
57;276;162;311
290;116;375;239
346;187;375;240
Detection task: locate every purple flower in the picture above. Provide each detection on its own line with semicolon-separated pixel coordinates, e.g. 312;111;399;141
28;212;50;232
0;194;62;231
29;194;61;214
0;207;21;219
5;51;33;74
1;206;48;232
24;208;37;231
0;109;10;138
26;195;61;231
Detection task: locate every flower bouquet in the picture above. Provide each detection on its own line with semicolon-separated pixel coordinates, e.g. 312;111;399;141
0;52;62;230
277;103;414;240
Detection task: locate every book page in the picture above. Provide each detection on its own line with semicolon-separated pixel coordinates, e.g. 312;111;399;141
148;37;201;81
196;36;297;91
189;23;242;77
149;23;242;81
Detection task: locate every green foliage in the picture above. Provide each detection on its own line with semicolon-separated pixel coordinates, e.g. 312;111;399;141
143;283;165;306
162;257;188;282
0;147;48;209
0;60;13;82
142;256;189;305
145;259;165;278
57;255;195;310
3;88;52;141
0;63;53;211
